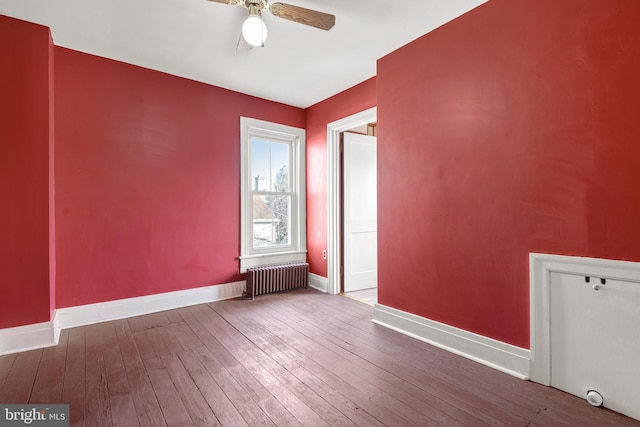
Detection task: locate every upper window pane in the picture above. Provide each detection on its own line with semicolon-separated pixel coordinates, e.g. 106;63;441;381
251;138;289;192
271;142;289;192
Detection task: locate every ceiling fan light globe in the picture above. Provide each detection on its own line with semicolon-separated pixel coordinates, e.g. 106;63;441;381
242;15;268;47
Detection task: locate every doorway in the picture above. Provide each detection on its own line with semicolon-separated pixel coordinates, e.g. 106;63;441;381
326;107;377;301
342;129;377;305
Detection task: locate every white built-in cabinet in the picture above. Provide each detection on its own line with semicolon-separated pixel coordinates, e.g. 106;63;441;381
530;254;640;422
550;272;640;420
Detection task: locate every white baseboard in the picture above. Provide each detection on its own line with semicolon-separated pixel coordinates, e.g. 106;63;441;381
56;281;246;329
308;273;328;293
372;304;531;380
0;321;57;356
0;281;246;356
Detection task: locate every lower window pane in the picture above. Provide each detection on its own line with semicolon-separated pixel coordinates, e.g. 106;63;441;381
253;194;290;248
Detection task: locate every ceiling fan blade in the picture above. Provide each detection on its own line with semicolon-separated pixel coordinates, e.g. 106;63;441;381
207;0;241;4
269;3;335;31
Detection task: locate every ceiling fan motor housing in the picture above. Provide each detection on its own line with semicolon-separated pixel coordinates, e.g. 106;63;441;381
244;0;268;12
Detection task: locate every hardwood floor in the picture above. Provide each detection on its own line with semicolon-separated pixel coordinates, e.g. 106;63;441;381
343;287;377;305
1;289;638;426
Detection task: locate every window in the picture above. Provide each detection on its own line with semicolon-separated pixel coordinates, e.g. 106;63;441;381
240;117;306;272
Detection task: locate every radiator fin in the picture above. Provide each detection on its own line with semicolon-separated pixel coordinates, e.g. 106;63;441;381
245;262;309;299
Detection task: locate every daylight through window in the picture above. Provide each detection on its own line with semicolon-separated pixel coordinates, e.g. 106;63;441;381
251;138;291;248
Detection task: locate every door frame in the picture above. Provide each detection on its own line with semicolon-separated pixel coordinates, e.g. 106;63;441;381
326;107;377;295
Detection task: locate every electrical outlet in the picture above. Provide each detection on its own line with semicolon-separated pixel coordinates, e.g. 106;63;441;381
322;250;327;259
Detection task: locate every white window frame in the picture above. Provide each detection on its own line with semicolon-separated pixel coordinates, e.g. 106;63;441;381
240;117;306;273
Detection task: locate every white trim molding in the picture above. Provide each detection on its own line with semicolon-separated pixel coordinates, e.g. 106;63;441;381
529;253;640;385
239;117;306;273
239;251;307;274
308;273;328;293
373;304;531;380
327;107;377;295
0;281;245;356
0;320;57;356
56;281;246;330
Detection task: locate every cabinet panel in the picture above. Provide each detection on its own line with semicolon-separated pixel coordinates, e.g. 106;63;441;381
550;272;640;420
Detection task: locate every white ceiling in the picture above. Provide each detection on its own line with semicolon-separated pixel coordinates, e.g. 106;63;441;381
0;0;487;108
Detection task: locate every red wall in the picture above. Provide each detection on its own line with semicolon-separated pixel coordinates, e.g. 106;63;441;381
305;78;377;277
0;16;53;328
54;47;304;308
48;32;56;318
377;0;640;348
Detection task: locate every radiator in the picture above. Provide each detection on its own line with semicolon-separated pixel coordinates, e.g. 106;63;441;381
245;262;309;300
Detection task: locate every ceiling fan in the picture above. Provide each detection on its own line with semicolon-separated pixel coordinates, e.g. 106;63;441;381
208;0;335;49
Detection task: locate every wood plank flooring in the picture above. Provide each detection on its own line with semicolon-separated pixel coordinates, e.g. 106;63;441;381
1;288;638;426
343;287;377;305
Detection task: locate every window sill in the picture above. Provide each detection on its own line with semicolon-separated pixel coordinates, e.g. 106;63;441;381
239;251;307;273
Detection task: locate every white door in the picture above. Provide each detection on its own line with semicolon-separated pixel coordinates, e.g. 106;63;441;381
550;272;640;421
343;132;377;293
